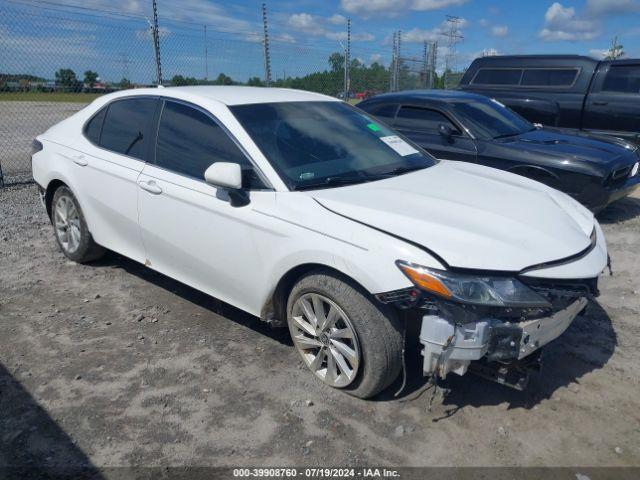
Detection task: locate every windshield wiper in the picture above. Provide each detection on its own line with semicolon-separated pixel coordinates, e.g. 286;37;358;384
375;165;427;177
293;175;373;191
493;132;521;139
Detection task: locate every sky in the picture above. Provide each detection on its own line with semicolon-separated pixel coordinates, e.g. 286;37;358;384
1;0;639;83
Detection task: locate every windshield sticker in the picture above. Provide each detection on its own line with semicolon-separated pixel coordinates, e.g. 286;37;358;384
366;123;381;132
299;172;315;180
379;135;419;157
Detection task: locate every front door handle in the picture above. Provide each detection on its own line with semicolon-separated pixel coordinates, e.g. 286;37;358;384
71;154;88;166
138;180;162;194
592;101;608;106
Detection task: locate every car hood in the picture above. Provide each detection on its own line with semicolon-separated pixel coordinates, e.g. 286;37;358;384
496;128;637;168
311;161;595;272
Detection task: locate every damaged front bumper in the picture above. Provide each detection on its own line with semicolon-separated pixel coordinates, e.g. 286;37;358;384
419;297;588;379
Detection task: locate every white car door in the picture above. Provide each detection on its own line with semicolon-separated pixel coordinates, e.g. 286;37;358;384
71;97;157;264
137;99;276;314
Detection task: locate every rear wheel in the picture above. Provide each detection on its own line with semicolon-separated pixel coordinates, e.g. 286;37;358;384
287;271;403;399
51;186;105;263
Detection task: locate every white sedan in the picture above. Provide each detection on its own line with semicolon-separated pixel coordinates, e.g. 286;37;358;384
32;86;608;398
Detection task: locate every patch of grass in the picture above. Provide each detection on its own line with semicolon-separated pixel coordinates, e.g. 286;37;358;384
0;92;105;103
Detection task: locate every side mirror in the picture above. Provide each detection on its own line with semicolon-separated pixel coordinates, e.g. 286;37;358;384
204;162;242;190
438;123;454;142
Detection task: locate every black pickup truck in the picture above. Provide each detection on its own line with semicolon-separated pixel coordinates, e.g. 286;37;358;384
458;55;640;145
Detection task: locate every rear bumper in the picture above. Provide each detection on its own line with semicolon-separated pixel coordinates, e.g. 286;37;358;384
419;298;588;378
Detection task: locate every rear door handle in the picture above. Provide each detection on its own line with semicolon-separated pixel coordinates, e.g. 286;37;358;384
138;180;162;194
70;154;88;166
592;101;608;106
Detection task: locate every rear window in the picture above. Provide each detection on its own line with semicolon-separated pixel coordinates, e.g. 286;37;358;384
521;68;577;86
99;98;157;160
84;108;106;145
602;65;640;94
472;67;578;87
472;69;523;85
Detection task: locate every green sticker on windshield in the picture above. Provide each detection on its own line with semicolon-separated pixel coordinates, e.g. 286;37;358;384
366;123;381;132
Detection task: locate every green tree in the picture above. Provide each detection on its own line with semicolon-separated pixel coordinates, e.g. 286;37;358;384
247;77;264;87
118;77;131;89
214;73;234;85
83;70;99;87
54;68;79;90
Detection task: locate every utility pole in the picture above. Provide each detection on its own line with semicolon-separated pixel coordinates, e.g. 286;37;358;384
344;18;351;100
395;30;402;91
390;31;397;91
262;3;272;87
151;0;162;85
204;25;209;81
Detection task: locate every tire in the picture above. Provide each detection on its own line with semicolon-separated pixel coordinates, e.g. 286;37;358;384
286;271;403;399
51;186;105;263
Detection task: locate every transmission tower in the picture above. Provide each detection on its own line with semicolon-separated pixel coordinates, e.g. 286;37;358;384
442;15;463;73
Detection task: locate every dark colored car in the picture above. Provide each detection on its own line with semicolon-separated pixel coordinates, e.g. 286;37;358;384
458;55;640;145
358;90;640;212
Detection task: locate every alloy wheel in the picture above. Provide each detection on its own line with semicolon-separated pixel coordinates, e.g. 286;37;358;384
54;195;81;254
289;293;361;388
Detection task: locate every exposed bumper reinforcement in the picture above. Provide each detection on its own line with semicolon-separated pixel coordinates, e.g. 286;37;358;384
419;298;588;379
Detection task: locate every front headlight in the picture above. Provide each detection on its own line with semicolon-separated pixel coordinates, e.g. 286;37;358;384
396;261;551;308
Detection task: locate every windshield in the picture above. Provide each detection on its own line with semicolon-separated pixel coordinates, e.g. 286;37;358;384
230;101;437;190
451;97;535;140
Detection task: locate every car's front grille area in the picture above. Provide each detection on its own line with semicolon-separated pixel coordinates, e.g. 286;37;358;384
605;164;635;187
520;277;598;311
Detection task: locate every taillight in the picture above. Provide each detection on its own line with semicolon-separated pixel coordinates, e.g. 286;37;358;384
31;139;43;155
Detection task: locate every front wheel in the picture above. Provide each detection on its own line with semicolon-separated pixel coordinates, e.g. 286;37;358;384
286;271;403;399
51;186;105;263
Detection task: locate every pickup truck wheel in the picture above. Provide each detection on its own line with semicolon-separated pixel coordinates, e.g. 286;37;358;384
287;272;403;399
51;186;105;263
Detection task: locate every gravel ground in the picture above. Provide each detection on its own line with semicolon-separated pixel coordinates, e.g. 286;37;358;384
0;183;639;473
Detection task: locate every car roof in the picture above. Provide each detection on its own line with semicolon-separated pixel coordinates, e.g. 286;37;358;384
102;85;339;106
361;89;486;105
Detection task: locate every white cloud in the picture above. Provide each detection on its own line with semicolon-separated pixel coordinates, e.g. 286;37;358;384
539;2;600;41
287;12;374;42
410;0;469;10
479;18;489;27
328;14;347;25
589;48;608;58
340;0;468;15
399;17;468;43
491;25;508;37
287;13;325;35
370;53;382;63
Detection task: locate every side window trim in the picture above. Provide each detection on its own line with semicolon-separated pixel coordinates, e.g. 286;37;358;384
153;97;274;191
82;95;160;163
395;105;464;135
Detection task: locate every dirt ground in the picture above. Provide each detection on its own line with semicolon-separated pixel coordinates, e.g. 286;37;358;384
1;183;639;473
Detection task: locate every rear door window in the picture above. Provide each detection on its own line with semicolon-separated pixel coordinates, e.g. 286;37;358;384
521;68;577;86
99;97;157;160
472;68;523;85
602;65;640;93
395;106;458;133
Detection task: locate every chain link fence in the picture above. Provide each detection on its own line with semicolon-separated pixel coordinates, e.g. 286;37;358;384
0;0;467;186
